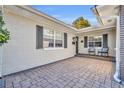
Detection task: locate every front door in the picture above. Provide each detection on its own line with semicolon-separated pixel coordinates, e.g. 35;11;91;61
76;36;78;54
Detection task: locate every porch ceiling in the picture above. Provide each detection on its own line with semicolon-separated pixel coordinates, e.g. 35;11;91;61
92;5;119;26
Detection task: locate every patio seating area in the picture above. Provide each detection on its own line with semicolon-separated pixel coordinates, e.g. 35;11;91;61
3;57;124;88
88;47;109;56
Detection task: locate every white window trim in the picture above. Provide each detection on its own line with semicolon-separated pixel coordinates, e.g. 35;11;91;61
43;28;64;50
88;35;103;48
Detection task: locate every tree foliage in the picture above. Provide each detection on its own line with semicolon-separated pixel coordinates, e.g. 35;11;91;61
72;17;91;29
0;16;10;46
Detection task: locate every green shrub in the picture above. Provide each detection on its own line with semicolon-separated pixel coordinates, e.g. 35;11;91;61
0;16;10;46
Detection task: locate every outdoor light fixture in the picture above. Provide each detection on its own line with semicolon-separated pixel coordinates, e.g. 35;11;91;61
72;37;77;44
72;42;75;44
81;40;83;43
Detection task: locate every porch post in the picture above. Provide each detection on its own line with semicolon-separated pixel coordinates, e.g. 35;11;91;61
114;15;121;83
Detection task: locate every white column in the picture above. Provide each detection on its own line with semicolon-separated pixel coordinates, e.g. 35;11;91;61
114;15;121;82
116;16;120;70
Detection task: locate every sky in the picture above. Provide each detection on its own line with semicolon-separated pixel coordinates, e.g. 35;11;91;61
32;5;97;26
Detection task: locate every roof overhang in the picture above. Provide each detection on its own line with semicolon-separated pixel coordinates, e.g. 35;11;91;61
2;5;118;34
76;25;116;34
17;6;77;31
3;5;77;32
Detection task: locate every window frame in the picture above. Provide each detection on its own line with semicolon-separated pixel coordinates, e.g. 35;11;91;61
55;31;64;48
43;28;64;49
88;35;103;48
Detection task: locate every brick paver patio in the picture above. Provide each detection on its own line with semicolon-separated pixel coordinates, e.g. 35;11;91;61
4;57;124;88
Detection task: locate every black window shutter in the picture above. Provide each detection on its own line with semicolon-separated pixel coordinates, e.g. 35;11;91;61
64;33;67;48
84;36;88;48
103;34;108;48
36;25;43;49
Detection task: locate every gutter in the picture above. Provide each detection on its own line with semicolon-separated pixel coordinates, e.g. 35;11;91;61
94;5;104;25
76;25;116;33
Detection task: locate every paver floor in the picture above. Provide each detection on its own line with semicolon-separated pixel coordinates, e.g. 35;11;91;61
4;57;124;88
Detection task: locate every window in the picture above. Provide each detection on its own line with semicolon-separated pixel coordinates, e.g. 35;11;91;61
55;31;64;47
43;28;64;48
88;36;102;47
43;29;54;48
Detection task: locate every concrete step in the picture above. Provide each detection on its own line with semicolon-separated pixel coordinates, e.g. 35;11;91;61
76;54;115;62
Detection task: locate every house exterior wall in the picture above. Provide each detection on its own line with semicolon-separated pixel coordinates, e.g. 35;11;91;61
2;6;76;75
78;29;116;57
120;5;124;81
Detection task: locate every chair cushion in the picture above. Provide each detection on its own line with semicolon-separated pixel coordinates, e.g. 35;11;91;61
88;48;95;52
102;48;108;52
98;48;108;53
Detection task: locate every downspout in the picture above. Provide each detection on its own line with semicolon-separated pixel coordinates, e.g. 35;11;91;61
114;15;121;83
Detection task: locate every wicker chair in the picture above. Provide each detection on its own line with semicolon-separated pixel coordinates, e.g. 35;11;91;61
98;47;109;56
88;47;96;55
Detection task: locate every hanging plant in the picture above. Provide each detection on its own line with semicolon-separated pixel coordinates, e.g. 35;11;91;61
0;15;10;46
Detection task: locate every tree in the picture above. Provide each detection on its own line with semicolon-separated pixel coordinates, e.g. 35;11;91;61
72;17;91;29
0;15;10;46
